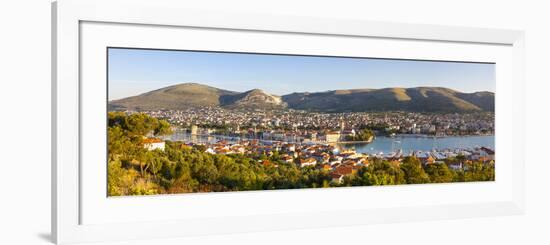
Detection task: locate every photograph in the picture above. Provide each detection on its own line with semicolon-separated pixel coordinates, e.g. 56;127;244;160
4;0;542;244
107;47;495;196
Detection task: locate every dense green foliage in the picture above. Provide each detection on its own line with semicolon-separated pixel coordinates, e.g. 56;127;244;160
344;129;375;142
107;112;495;196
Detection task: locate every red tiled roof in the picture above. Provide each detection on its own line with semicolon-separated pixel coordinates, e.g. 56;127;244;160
142;138;163;143
334;165;353;175
300;158;316;163
330;173;344;179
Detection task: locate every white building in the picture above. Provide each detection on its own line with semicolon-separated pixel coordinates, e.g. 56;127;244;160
143;138;165;151
299;158;317;167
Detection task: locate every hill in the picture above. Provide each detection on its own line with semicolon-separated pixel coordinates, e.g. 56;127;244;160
283;87;493;112
109;83;239;110
224;89;287;110
109;83;494;113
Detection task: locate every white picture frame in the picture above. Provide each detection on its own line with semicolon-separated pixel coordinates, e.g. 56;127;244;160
52;0;525;244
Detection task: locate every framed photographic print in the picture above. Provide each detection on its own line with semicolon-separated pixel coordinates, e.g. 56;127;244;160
52;0;525;244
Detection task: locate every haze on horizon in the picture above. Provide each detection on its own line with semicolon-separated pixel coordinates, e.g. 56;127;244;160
108;48;495;100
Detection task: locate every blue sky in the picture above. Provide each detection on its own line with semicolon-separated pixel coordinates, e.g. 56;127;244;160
108;48;495;100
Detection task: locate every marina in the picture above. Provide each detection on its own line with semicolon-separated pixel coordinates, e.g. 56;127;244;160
164;130;494;156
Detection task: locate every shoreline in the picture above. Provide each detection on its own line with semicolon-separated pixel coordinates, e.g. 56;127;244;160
392;133;494;138
171;131;493;141
166;132;494;146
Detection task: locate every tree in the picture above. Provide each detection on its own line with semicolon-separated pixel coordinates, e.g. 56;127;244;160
345;129;374;142
108;111;172;137
400;156;430;184
424;163;454;183
155;120;173;136
193;144;207;152
364;159;406;185
464;161;494;182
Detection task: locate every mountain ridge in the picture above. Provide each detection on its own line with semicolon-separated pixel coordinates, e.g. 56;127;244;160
109;83;494;112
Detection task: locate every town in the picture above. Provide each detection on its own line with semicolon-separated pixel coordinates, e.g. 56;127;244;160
144;136;495;184
107;110;496;196
136;107;495;184
136;107;494;142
